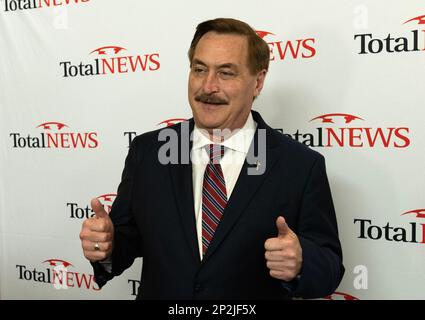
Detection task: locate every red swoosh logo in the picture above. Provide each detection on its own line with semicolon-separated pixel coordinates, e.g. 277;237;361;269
401;209;425;219
403;15;425;25
158;118;187;127
97;194;117;202
97;194;117;213
43;259;73;268
37;122;68;130
90;46;127;55
310;113;364;124
255;30;275;39
324;292;359;300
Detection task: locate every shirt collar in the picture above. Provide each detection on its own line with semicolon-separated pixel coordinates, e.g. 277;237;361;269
192;112;257;154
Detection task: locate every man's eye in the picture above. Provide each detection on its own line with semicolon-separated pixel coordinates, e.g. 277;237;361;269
218;71;236;78
193;67;206;74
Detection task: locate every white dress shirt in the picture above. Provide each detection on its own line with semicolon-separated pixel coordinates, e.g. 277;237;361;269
191;113;257;260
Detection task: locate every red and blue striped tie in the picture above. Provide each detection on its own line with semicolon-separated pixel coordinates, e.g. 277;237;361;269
202;144;227;256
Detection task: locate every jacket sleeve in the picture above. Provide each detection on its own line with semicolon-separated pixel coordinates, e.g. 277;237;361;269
92;136;145;288
292;154;345;299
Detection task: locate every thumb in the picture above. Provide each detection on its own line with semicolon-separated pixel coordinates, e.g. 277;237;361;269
91;198;108;219
276;216;290;237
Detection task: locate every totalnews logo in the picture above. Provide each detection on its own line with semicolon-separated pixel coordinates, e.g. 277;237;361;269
255;29;316;61
3;0;90;12
280;113;410;148
124;118;187;148
9;121;99;149
16;259;100;291
59;45;160;77
68;194;117;219
354;209;425;243
354;14;425;54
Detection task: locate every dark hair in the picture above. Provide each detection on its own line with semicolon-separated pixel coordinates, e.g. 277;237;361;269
188;18;270;75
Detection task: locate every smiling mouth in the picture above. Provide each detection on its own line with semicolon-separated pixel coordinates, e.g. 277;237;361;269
199;101;226;107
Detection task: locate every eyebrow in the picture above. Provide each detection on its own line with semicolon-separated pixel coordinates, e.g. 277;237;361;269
191;59;238;70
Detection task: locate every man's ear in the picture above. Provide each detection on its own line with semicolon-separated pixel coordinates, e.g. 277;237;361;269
254;69;267;98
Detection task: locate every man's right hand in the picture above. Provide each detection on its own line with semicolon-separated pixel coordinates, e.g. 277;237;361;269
79;198;114;262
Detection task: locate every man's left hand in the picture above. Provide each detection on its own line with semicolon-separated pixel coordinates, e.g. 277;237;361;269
264;216;303;282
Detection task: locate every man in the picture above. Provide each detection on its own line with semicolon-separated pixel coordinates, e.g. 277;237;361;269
80;18;344;299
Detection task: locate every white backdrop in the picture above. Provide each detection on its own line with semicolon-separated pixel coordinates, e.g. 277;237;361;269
1;0;424;300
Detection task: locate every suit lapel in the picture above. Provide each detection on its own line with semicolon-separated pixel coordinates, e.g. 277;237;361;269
202;111;280;263
168;119;201;264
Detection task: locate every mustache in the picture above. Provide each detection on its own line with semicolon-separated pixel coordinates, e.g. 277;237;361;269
195;93;228;105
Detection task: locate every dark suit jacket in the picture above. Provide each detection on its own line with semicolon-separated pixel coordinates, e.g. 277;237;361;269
92;110;344;300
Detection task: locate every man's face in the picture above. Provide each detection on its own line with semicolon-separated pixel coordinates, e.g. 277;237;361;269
188;32;266;134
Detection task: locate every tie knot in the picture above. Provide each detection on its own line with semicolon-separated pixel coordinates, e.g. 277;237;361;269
206;144;225;163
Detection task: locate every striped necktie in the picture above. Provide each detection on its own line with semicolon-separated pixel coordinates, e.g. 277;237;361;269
202;144;227;256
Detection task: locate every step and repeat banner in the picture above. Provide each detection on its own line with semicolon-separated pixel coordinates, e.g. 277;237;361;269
1;0;424;300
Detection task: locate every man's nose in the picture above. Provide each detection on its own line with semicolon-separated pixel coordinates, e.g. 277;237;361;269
202;72;219;94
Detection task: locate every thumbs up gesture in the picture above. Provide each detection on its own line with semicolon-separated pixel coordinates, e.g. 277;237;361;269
264;216;302;281
79;198;114;262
